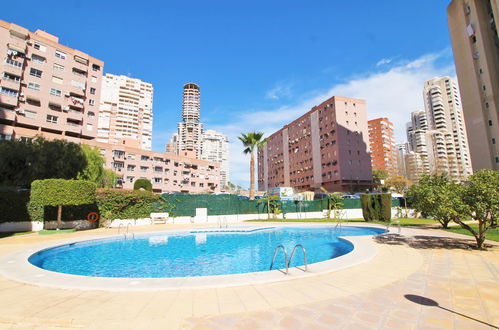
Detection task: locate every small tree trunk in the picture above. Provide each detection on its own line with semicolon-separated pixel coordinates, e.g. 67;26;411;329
57;205;62;229
249;151;255;200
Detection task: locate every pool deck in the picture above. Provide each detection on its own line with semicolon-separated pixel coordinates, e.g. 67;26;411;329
0;222;497;329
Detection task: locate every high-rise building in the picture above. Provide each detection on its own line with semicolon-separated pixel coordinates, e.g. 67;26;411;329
0;20;104;141
201;129;229;187
177;83;203;158
406;110;430;176
396;143;410;178
166;132;179;154
448;0;499;170
423;77;473;180
367;118;398;175
97;74;153;150
258;96;372;192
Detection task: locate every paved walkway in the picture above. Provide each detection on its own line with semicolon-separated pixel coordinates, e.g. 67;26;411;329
0;224;497;329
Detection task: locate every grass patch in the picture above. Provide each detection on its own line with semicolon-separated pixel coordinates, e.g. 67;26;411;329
38;229;77;235
442;225;499;242
245;218;437;227
0;231;34;239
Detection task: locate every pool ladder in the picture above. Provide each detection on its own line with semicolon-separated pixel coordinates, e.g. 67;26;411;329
118;223;135;240
269;244;308;275
218;216;228;229
385;220;401;235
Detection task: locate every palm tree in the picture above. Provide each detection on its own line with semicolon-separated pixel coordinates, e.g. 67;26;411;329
238;132;268;200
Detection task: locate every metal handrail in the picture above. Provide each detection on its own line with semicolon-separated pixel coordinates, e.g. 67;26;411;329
123;223;135;240
287;244;308;272
386;219;401;235
269;244;288;274
117;223;124;235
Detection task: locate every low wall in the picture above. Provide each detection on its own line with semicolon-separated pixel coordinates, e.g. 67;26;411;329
1;208;416;232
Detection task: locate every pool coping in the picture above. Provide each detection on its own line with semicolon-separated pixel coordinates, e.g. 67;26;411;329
0;223;394;291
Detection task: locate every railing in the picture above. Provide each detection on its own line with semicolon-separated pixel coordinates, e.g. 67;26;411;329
270;244;308;274
288;244;308;272
270;245;288;274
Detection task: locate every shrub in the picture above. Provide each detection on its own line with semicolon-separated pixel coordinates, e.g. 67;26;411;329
360;193;391;221
0;190;31;223
96;189;160;222
133;179;152;192
30;179;96;228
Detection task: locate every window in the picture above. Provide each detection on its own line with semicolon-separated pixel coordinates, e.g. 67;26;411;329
0;87;19;97
492;138;496;145
33;42;47;52
92;64;100;71
74;56;88;65
50;88;61;97
52;76;63;84
5;58;23;68
127;165;135;171
2;72;20;82
141;155;149;161
489;120;493;126
140;166;148;172
89;99;95;106
127;176;134;183
71;80;85;89
30;68;42;78
90;87;96;94
91;76;97;83
53;63;64;72
31;54;45;64
28;82;40;91
87;111;95;118
86;123;93;131
46;115;57;123
24;110;37;119
55;50;66;59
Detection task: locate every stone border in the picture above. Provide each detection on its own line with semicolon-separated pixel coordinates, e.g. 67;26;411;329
0;223;392;291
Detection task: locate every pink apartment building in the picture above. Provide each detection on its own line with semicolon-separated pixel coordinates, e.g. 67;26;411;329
0;20;221;193
0;20;103;141
258;96;373;193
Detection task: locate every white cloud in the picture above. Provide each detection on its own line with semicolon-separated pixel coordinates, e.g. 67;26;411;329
265;82;293;100
376;58;392;66
213;50;455;188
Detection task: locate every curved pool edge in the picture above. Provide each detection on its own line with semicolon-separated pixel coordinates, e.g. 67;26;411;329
0;224;388;291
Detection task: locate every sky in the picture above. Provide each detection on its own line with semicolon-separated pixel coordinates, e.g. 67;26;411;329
3;1;456;188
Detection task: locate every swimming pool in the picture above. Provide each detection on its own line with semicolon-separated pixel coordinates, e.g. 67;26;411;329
28;226;385;278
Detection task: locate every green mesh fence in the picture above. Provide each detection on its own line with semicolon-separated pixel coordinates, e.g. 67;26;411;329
159;194;401;217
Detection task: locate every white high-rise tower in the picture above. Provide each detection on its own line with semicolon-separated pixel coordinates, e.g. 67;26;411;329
177;83;203;158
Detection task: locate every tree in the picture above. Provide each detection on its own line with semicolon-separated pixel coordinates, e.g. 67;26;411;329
30;179;96;229
384;175;413;214
0;137;86;188
320;187;344;220
77;145;104;183
406;174;465;228
238;132;268;200
257;193;282;219
134;178;152;191
372;169;389;185
455;170;499;249
98;169;117;188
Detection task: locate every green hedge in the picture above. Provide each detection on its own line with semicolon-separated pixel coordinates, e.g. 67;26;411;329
0;191;31;223
96;189;160;221
133;179;152;192
360;193;392;221
30;179;96;207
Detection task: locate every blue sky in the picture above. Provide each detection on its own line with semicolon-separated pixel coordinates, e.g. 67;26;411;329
3;1;456;187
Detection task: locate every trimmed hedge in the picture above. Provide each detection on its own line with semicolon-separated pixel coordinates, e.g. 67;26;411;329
133;179;152;192
30;179;96;207
96;189;160;221
0;191;30;223
360;193;392;221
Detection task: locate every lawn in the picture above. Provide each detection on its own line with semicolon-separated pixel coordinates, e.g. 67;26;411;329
246;218;437;227
442;225;499;242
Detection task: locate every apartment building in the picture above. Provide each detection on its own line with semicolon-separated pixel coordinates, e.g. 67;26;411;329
176;83;203;158
406;110;431;178
86;140;220;193
367;118;398;175
396;143;409;178
0;20;103;141
258;96;372;193
200;129;229;187
423;77;472;180
448;0;499;170
97;74;153;150
166;132;179;154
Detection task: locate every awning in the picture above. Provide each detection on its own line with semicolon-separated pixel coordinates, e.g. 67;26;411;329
7;43;26;53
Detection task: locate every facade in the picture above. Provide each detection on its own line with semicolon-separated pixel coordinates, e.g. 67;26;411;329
448;0;499;170
176;83;203;158
200;129;229;187
406;110;430;178
367;118;398;175
423;77;472;180
0;20;104;141
165;132;179;154
258;96;372;193
396;143;409;178
97;74;153;150
86;140;220;193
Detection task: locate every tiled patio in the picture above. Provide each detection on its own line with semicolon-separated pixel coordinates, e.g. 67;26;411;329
0;223;497;329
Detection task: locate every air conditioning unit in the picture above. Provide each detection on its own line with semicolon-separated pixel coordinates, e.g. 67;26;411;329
18;96;25;102
16;109;25;114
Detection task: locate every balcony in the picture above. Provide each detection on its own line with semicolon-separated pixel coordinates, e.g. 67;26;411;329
0;94;18;107
0;78;21;91
69;87;85;98
0;107;16;121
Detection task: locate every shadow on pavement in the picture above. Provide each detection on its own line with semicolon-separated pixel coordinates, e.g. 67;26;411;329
373;233;493;250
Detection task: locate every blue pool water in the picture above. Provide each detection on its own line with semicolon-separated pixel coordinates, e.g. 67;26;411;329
29;226;385;278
